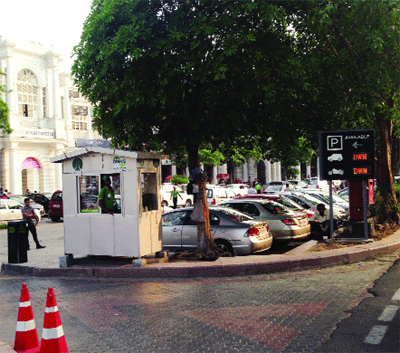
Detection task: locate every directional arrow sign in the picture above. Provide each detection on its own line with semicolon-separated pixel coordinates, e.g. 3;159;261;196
319;130;375;181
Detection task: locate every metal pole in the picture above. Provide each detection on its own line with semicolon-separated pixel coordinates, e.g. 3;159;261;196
329;181;334;239
363;179;368;240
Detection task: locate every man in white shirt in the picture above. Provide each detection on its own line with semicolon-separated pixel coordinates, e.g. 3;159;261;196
310;203;330;238
247;183;257;195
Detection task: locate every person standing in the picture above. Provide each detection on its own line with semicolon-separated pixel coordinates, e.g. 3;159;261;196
247;183;257;195
170;186;182;209
98;177;118;214
22;198;45;250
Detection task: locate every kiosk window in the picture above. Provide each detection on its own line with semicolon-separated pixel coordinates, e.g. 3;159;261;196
79;176;99;213
141;173;158;212
99;174;121;214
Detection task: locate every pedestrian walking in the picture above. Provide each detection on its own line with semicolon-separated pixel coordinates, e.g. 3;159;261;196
22;198;45;250
170;186;182;209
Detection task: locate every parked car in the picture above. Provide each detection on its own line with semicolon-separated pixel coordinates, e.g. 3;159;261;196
0;199;41;225
48;190;63;222
206;188;221;206
219;199;311;242
300;189;349;211
162;206;273;255
161;184;193;208
235;194;314;218
226;184;249;196
307;178;329;191
27;193;51;214
8;195;45;217
207;185;236;202
282;192;348;221
338;187;349;201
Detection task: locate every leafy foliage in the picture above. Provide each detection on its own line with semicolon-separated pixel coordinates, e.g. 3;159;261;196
170;174;189;185
0;70;12;134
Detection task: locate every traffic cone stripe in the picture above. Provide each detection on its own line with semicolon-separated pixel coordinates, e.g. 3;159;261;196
44;306;58;313
19;300;32;308
42;326;65;340
16;319;36;332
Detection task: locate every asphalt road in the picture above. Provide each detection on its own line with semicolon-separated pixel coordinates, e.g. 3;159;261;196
1;247;399;352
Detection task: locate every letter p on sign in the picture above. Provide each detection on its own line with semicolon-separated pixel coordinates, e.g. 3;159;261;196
327;135;343;151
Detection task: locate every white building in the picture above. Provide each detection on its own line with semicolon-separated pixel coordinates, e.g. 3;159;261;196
0;36;102;195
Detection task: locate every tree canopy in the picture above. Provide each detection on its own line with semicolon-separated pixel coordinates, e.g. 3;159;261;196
72;0;303;169
73;0;400;209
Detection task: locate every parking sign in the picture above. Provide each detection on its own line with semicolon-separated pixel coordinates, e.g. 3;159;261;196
319;130;375;181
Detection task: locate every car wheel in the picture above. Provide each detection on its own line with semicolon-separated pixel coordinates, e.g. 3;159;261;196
161;200;168;207
215;239;234;256
50;216;60;222
184;199;192;207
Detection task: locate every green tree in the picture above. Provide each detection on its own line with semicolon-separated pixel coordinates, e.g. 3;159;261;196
285;0;400;220
0;70;12;134
72;0;297;258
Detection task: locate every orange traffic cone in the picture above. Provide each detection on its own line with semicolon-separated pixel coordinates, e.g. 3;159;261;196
14;283;40;353
40;288;68;353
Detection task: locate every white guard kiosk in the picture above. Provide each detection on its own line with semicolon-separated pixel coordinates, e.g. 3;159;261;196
51;147;163;258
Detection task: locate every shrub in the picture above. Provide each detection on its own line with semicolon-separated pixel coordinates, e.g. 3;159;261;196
369;194;400;227
170;175;189;185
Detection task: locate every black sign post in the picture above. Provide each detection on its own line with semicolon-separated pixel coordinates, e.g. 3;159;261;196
319;130;375;240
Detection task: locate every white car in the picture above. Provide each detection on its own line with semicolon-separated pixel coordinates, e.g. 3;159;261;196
161;184;193;208
0;199;41;225
227;184;249;196
327;154;343;162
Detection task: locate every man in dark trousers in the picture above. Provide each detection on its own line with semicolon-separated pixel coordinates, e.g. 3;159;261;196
22;198;45;250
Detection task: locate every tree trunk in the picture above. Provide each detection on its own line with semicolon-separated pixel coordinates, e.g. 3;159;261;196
377;114;399;223
187;143;219;260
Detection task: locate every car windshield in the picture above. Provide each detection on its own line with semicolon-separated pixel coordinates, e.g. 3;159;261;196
216;207;253;222
265;185;284;192
51;192;63;201
300;193;325;206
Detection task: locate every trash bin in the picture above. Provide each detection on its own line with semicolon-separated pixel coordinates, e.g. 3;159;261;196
8;221;28;264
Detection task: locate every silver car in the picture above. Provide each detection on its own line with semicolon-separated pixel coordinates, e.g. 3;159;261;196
219;199;310;242
0;199;41;225
162;206;273;256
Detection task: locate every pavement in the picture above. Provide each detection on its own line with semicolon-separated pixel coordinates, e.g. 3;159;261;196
1;222;400;352
1;220;400;280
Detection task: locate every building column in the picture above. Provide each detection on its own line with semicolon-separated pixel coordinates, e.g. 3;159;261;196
52;66;62;118
9;146;21;194
6;56;15;113
242;161;249;183
265;160;271;184
306;164;311;179
212;165;218;184
47;68;54;118
64;84;72;127
171;165;177;176
37;86;44;119
297;163;302;180
276;161;282;181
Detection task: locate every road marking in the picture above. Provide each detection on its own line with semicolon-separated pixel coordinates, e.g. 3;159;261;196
364;325;388;345
378;305;399;322
392;288;400;301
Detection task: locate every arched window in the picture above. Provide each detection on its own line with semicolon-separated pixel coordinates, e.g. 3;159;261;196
17;69;38;118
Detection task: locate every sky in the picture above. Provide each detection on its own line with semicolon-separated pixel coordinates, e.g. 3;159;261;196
1;0;93;73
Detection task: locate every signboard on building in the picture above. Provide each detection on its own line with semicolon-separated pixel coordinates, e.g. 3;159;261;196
319;129;375;181
76;139;111;148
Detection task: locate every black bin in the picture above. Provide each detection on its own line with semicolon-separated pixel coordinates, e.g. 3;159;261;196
8;221;28;264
